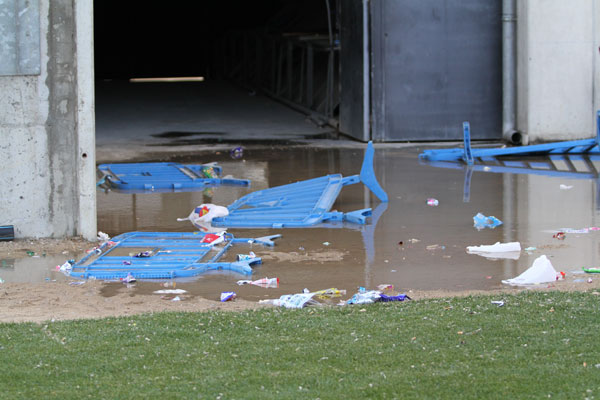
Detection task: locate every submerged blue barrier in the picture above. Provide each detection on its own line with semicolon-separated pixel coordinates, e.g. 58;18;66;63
97;162;250;192
67;231;280;280
211;141;388;228
419;110;600;164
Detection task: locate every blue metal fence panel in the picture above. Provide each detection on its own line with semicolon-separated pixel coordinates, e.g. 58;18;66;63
68;231;280;280
97;162;250;192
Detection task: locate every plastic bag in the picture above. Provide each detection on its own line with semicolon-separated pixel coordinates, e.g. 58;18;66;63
177;204;229;231
502;255;560;286
473;212;503;230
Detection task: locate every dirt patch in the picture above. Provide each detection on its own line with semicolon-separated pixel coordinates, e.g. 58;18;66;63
261;250;347;263
1;239;599;324
0;237;94;258
1;277;598;324
0;281;264;324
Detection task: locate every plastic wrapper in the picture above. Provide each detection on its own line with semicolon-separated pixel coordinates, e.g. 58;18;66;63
220;291;236;302
473;212;503;230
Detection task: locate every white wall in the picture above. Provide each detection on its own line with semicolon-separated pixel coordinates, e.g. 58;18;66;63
517;0;600;142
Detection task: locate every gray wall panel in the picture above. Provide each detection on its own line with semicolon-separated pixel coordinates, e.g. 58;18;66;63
371;0;502;141
0;0;40;76
339;0;368;141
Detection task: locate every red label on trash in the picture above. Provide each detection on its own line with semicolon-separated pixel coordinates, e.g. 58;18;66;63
201;234;222;244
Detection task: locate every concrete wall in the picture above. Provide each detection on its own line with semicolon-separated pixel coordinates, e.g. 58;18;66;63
0;0;96;240
517;0;600;142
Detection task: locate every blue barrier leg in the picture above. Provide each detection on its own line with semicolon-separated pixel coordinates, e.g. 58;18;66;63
463;122;474;165
359;141;389;202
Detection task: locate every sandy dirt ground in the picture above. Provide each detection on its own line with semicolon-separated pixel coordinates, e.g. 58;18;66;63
1;239;598;324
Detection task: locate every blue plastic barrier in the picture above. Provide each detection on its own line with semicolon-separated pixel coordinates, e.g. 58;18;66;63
97;162;250;192
211;141;388;228
419;110;600;163
68;231;280;280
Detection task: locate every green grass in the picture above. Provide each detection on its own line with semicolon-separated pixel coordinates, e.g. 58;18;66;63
0;291;599;399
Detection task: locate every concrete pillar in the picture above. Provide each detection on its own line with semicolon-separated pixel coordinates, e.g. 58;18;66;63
517;0;600;142
0;0;96;240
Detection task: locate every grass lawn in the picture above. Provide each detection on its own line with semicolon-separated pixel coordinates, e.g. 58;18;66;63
0;290;599;399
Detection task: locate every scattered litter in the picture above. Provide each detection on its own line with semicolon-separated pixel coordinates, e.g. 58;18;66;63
120;273;136;284
558;228;590;234
377;284;393;291
68;281;85;286
408;238;420;243
502;255;560;286
259;292;320;308
230;146;244;159
553;232;566;240
200;232;226;245
0;277;4;283
379;294;410;302
133;250;154;258
313;288;346;299
573;278;586;283
347;290;410;304
322;242;330;246
473;213;503;230
220;292;236;302
491;300;504;307
466;242;521;259
426;198;439;206
467;242;521;253
588;278;593;283
524;247;537;252
153;289;187;294
26;251;35;257
559;184;573;190
56;260;74;273
426;244;445;250
583;267;600;273
171;296;181;302
236;251;256;261
177;204;230;230
236;277;279;288
97;231;111;242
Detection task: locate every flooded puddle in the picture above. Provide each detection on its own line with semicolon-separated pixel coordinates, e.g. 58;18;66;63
4;146;600;301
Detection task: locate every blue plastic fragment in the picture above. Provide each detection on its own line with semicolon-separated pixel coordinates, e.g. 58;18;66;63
67;231;279;280
473;213;503;230
97;162;250;192
379;294;411;302
419;111;600;162
211;141;388;228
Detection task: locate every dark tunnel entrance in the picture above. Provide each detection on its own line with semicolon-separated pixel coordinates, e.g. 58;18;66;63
93;1;357;146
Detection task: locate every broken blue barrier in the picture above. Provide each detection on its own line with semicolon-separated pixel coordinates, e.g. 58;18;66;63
473;213;503;230
419;110;600;164
210;141;388;228
66;231;280;280
96;162;250;192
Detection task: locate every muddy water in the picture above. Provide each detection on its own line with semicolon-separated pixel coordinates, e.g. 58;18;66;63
6;146;600;302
